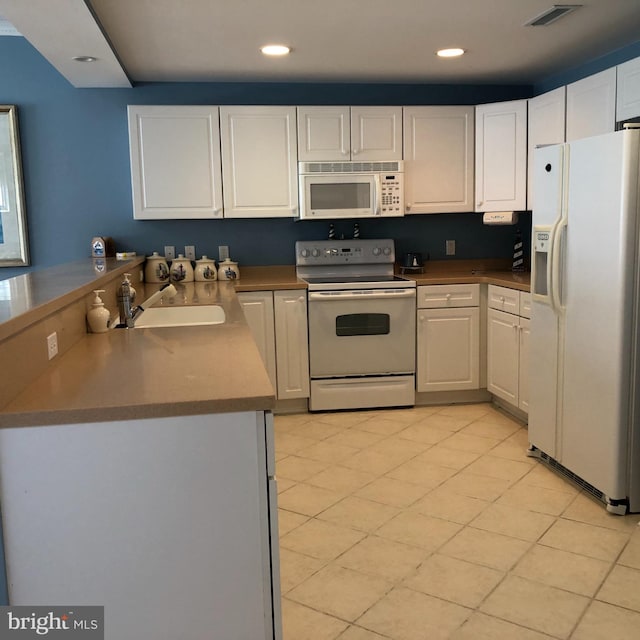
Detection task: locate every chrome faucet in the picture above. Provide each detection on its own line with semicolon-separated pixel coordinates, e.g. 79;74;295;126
117;279;177;328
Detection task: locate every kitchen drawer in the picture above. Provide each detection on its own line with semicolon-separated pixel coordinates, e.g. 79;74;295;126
519;292;531;319
417;284;480;309
488;285;519;314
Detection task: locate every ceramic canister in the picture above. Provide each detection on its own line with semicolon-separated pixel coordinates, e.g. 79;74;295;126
194;256;217;282
170;254;194;282
145;252;170;283
217;258;240;281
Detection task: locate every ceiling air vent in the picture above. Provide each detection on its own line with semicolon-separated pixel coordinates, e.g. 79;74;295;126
525;4;583;27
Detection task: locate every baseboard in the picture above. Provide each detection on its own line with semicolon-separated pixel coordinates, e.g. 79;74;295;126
415;389;492;406
274;398;309;415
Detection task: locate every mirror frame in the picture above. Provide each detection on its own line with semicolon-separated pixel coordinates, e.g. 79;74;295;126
0;105;29;267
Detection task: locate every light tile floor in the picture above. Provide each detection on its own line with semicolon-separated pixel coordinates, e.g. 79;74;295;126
274;403;640;640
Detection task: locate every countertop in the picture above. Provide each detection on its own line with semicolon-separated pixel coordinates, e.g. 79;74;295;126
235;261;530;292
0;258;529;428
0;281;275;428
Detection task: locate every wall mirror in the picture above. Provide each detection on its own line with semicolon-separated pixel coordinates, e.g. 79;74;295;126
0;105;29;266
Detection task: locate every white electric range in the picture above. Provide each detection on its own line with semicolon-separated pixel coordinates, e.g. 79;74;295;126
296;238;416;411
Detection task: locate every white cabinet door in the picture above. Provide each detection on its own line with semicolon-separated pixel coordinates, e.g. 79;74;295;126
417;307;480;392
475;99;527;212
220;106;298;218
237;292;277;392
519;317;530;413
274;291;310;399
487;308;519;405
617;56;640;122
351;107;403;161
403;106;474;214
128;106;223;219
566;68;617;141
297;106;350;161
297;106;402;161
527;87;566;210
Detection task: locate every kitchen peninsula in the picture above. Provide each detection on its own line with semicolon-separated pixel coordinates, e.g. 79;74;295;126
0;258;281;640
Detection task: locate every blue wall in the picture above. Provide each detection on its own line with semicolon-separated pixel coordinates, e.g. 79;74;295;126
0;37;534;280
535;40;640;94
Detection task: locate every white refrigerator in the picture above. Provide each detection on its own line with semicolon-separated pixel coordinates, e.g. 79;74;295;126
529;128;640;514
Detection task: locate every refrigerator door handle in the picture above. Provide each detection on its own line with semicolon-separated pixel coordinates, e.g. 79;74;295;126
551;219;566;313
546;218;560;312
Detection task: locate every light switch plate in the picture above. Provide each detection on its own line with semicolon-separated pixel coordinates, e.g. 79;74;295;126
218;245;229;261
164;245;175;260
446;240;456;256
185;245;196;260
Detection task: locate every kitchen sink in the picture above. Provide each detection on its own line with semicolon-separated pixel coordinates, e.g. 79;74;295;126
133;304;226;328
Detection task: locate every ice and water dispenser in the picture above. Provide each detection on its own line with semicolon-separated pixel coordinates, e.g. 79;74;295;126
533;226;551;298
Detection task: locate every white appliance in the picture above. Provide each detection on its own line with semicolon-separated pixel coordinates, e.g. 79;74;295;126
298;161;404;219
296;239;416;411
529;128;640;514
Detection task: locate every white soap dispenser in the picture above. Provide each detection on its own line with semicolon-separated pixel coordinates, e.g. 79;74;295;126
87;290;112;333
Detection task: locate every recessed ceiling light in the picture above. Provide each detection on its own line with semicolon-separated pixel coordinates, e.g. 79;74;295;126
72;56;98;63
436;48;465;58
260;44;291;56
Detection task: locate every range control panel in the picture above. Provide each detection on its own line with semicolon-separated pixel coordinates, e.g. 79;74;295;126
296;239;395;266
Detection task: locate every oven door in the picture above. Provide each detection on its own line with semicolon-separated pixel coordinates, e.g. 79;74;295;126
308;288;416;377
299;173;379;219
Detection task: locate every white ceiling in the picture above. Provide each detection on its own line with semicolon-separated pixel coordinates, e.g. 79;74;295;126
1;0;640;88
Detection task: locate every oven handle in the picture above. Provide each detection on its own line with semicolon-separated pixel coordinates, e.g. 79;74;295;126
373;174;381;215
308;289;416;301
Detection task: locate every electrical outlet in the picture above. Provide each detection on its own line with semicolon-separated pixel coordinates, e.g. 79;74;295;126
164;245;175;260
446;240;456;256
185;245;196;260
218;245;229;261
46;332;58;360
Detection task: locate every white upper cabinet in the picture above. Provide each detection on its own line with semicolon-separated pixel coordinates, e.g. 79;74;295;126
617;56;640;122
128;106;223;220
566;68;616;141
475;99;528;212
527;86;566;210
403;106;474;214
220;106;298;218
297;106;402;161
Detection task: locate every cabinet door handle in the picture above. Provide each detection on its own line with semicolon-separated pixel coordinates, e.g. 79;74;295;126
446;293;451;300
353;148;359;155
406;203;412;211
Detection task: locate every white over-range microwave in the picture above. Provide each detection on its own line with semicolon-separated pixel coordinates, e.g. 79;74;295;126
298;161;404;220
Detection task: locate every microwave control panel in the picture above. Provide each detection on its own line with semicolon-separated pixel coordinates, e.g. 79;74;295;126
380;173;404;215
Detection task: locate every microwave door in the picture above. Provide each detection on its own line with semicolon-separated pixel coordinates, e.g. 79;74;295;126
300;174;375;218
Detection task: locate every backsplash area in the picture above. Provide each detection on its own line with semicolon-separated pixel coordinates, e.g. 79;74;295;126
108;212;532;269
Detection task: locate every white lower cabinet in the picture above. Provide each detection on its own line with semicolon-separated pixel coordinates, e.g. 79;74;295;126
238;290;310;401
237;291;277;390
417;284;480;392
274;291;310;399
487;285;530;413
